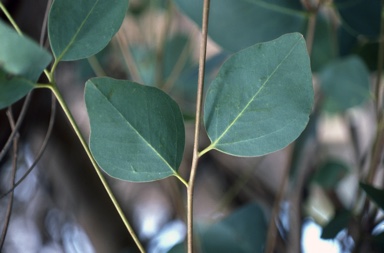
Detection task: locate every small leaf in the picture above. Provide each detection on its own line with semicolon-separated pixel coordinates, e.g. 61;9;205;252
0;20;52;82
0;70;35;109
48;0;128;61
174;0;307;52
85;77;185;182
204;33;313;157
319;56;370;112
360;183;384;211
321;210;351;239
312;160;349;189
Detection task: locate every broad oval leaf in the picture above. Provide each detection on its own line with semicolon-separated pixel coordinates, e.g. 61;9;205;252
174;0;307;52
0;70;35;109
319;56;370;112
203;33;313;157
85;77;185;182
0;20;52;81
48;0;128;61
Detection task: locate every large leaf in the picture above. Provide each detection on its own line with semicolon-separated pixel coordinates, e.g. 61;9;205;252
85;77;185;182
360;183;384;211
200;203;267;253
174;0;307;52
203;33;313;157
48;0;128;61
0;70;35;109
319;56;370;112
168;203;267;253
0;20;51;81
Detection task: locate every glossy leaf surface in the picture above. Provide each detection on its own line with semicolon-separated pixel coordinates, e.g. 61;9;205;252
85;77;185;182
49;0;128;61
204;33;313;157
319;56;370;112
174;0;307;52
0;20;51;81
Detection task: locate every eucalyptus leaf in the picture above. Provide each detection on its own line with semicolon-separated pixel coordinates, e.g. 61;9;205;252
312;160;349;189
167;203;267;253
174;0;307;52
200;203;267;253
85;77;185;182
321;210;351;239
360;183;384;211
319;56;370;112
0;70;35;109
0;20;51;82
204;33;313;157
48;0;128;61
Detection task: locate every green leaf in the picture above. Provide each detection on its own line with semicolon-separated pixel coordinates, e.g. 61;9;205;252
167;203;267;253
203;33;313;157
0;20;52;82
0;70;35;109
85;77;185;182
48;0;128;61
321;210;351;239
319;56;370;112
360;183;384;211
335;0;380;39
174;0;307;52
200;203;267;253
312;160;349;189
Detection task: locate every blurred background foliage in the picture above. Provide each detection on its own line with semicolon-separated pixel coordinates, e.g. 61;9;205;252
0;0;384;252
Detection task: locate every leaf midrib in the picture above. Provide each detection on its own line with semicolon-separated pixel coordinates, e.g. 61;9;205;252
91;83;178;175
211;37;302;148
56;0;99;61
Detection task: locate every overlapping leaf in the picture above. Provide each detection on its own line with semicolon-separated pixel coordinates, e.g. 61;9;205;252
174;0;307;52
85;77;185;182
319;56;370;112
49;0;128;61
204;33;313;157
0;20;51;109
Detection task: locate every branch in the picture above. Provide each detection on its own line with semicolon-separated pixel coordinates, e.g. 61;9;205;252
187;0;210;252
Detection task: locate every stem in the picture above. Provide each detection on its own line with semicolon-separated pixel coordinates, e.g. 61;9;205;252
0;2;23;35
265;144;293;253
45;82;146;253
187;1;210;252
0;109;18;250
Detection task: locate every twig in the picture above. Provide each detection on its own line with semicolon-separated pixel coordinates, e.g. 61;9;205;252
40;81;146;253
0;109;19;250
0;2;22;35
115;26;143;83
187;1;210;252
0;94;56;200
265;145;293;253
0;93;32;164
155;0;172;86
39;0;52;46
